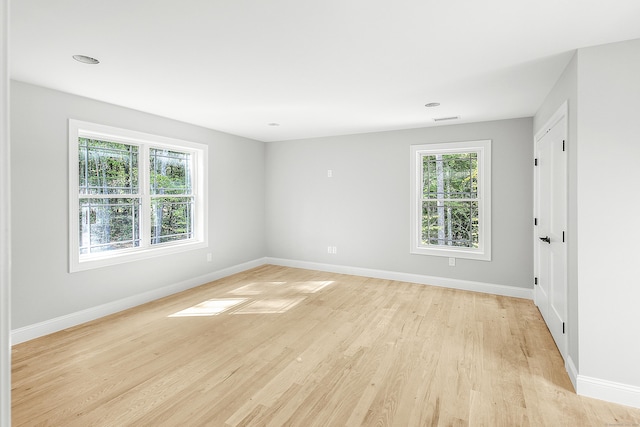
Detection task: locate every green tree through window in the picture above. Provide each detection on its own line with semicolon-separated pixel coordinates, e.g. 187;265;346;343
69;119;208;272
78;138;141;254
150;148;194;244
422;152;478;248
410;140;491;261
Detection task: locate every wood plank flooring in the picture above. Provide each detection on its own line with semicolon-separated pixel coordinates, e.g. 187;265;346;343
12;265;640;426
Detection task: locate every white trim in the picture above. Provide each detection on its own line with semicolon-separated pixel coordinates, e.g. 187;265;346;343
68;119;209;272
0;0;11;424
12;251;640;410
566;355;578;391
577;374;640;409
12;256;536;345
409;140;492;261
11;257;267;345
533;101;569;362
265;257;533;300
535;101;568;143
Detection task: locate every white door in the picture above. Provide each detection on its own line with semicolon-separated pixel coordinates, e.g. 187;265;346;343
534;106;567;359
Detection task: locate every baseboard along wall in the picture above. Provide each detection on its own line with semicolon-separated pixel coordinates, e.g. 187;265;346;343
11;257;532;345
10;257;266;345
264;257;534;300
12;257;638;410
577;375;640;410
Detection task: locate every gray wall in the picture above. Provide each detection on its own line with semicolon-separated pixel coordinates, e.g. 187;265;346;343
534;52;579;372
535;38;640;392
576;39;640;388
10;81;266;329
266;118;533;288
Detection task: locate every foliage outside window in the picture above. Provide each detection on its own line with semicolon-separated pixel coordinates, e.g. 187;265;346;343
149;148;194;245
410;140;491;261
70;120;207;272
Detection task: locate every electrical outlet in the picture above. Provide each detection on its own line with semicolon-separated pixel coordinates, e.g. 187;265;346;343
327;169;333;178
448;257;456;266
327;246;337;254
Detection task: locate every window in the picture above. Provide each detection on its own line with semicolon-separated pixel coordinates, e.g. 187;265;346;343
69;120;208;272
410;140;491;260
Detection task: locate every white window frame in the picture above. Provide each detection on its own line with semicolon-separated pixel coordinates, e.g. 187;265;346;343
69;119;208;272
410;140;491;261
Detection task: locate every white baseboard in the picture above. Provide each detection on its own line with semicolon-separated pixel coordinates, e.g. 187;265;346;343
264;257;533;300
267;258;640;409
13;255;639;409
566;356;578;391
11;257;267;345
577;375;640;409
11;256;534;345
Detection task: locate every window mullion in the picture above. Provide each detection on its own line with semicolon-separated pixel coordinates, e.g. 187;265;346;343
82;140;89;194
139;144;151;249
77;194;138;199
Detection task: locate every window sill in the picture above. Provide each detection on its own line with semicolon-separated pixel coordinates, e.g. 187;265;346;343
410;246;491;261
70;239;207;272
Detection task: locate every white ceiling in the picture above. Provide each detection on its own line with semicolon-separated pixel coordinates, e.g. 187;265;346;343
9;0;640;142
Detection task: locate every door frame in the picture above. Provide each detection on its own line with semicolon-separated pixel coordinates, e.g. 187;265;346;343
533;101;568;361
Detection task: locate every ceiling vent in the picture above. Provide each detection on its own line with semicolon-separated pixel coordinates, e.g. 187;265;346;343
433;116;460;122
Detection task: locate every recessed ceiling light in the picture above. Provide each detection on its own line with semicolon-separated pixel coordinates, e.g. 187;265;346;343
72;55;100;65
268;123;280;127
424;102;441;108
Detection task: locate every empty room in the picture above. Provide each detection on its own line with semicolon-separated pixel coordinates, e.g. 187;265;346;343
2;0;640;425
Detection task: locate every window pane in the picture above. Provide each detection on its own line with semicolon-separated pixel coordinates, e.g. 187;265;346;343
151;196;194;244
150;149;192;195
78;138;138;195
423;153;477;199
422;200;478;248
79;198;141;254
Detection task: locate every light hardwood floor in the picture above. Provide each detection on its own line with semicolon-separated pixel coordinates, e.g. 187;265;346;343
12;265;640;426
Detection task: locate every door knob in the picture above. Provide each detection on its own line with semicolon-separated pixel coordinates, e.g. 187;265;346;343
539;236;551;244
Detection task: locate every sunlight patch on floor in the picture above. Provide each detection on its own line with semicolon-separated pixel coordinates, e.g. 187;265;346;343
169;280;335;318
228;280;334;295
291;280;334;293
168;298;247;317
227;282;287;295
231;297;306;314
